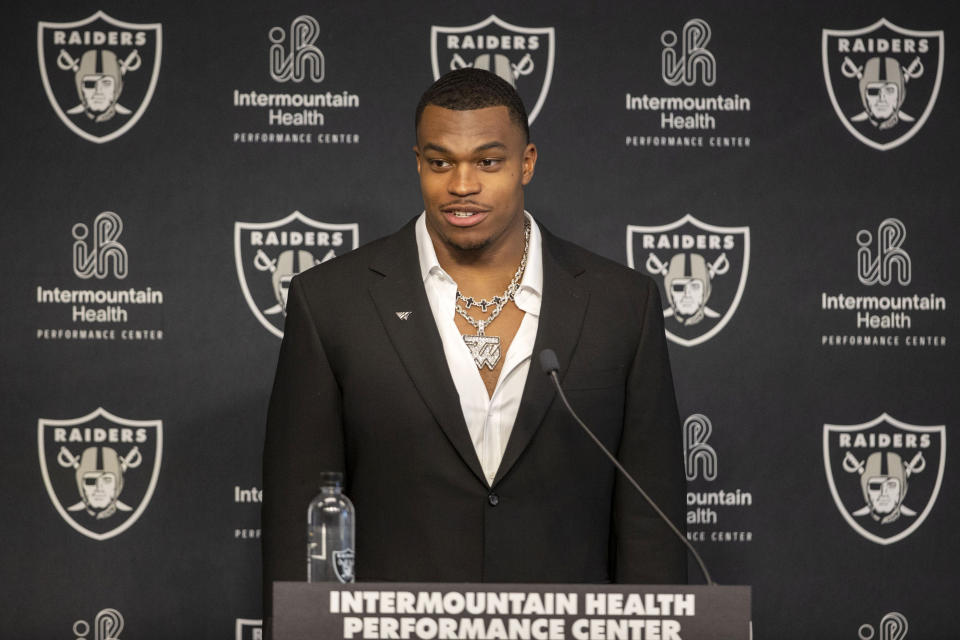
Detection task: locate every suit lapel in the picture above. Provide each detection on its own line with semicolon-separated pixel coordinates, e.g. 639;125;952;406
494;230;589;486
367;221;487;486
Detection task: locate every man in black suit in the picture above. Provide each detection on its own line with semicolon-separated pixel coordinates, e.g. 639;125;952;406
262;69;686;620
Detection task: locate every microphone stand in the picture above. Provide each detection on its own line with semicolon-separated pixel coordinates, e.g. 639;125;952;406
540;350;714;586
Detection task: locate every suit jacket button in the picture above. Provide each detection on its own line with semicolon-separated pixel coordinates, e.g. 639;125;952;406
488;493;499;506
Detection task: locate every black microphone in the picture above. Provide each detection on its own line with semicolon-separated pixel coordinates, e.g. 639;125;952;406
539;348;714;585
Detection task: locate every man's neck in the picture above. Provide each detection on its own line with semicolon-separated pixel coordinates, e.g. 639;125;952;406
431;216;527;299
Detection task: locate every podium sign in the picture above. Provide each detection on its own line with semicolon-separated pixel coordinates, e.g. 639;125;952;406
274;582;751;639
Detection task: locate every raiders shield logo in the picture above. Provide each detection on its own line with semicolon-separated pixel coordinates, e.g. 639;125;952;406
822;18;943;150
38;408;162;541
235;211;359;338
824;413;945;545
38;11;162;144
333;548;355;583
627;214;750;347
431;15;555;124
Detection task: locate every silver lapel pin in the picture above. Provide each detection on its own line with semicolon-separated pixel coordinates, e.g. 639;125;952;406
395;311;413;320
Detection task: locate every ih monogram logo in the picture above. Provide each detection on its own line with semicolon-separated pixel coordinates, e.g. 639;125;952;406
684;414;717;481
269;15;324;83
72;211;128;280
857;218;910;286
661;19;716;87
859;612;908;640
73;608;124;640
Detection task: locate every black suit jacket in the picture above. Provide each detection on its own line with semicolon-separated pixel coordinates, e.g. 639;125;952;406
262;218;686;617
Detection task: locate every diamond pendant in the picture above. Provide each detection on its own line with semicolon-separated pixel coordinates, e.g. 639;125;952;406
463;333;501;370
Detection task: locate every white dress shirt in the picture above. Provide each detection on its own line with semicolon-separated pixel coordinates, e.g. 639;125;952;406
416;212;543;486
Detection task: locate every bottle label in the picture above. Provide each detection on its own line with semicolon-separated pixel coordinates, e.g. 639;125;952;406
332;548;355;583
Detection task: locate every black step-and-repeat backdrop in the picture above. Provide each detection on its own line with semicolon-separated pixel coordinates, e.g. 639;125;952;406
2;1;957;638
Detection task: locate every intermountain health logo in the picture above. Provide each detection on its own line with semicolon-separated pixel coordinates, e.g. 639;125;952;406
627;214;749;346
661;19;716;87
684;414;717;482
38;11;161;143
823;18;944;150
858;612;909;640
626;19;752;149
234;483;262;541
39;408;162;540
857;218;910;286
35;211;165;342
269;15;324;83
73;608;125;639
235;211;359;337
72;211;127;279
431;15;555;124
232;15;361;145
683;414;753;544
820;217;947;348
824;414;945;545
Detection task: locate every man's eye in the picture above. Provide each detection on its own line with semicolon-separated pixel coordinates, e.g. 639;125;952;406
479;158;501;168
429;159;450;169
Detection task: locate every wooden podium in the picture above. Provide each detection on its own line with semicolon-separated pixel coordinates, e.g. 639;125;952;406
273;582;751;639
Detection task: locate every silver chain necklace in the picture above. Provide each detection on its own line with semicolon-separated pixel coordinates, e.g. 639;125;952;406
455;219;531;370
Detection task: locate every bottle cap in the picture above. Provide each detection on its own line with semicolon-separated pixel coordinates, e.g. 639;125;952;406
318;470;344;488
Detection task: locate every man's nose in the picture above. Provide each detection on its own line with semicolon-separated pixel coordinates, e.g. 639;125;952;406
448;165;480;195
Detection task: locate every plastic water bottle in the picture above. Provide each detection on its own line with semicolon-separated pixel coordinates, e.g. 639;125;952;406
307;471;355;582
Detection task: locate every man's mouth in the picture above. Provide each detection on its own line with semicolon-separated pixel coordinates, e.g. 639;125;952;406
442;204;487;214
440;204;490;226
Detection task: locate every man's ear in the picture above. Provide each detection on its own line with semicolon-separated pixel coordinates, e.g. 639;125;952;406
413;145;422;175
521;143;537;185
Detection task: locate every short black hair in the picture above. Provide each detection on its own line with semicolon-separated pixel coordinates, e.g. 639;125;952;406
415;68;530;143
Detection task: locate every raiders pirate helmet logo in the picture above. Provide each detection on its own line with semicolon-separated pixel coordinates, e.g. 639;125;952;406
38;11;162;143
852;451;915;524
662;253;718;326
431;15;555;124
38;408;162;540
67;445;137;520
627;214;750;347
822;19;943;150
333;548;355;583
235;211;359;338
824;413;945;544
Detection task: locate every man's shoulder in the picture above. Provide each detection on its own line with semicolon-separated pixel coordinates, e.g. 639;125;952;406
294;220;415;291
542;226;655;292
